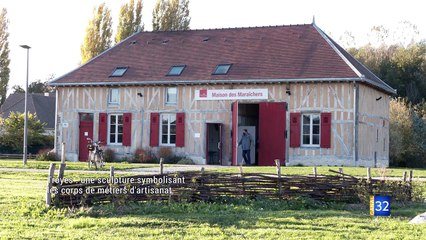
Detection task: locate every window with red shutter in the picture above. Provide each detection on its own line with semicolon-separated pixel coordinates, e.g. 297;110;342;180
176;113;185;147
99;113;108;143
320;112;331;148
150;113;160;147
290;112;301;148
122;113;132;146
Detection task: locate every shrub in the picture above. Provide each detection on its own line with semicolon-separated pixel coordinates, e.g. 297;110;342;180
103;148;116;162
176;158;194;165
157;147;179;164
35;149;58;161
133;148;157;163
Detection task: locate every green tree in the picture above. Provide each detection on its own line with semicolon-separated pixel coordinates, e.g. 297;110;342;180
28;80;54;93
152;0;190;31
0;112;50;154
80;3;113;64
0;8;10;106
11;85;24;93
115;0;144;43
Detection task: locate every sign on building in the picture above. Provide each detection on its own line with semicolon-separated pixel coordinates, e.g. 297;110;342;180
195;89;268;101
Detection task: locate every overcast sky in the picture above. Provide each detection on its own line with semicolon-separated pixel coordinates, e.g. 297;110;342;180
2;0;425;95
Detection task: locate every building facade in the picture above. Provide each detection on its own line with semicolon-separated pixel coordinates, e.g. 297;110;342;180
50;24;395;167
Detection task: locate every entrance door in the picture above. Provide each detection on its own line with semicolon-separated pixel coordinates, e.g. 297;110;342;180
206;123;222;165
258;102;286;166
78;113;94;162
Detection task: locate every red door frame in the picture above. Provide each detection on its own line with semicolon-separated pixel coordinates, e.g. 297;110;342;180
258;102;286;166
231;101;238;166
78;113;94;162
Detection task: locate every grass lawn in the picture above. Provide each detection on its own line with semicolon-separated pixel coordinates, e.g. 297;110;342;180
0;170;425;239
0;159;161;171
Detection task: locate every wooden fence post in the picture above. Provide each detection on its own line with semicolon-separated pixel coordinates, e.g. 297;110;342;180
409;170;413;182
339;168;343;175
275;159;282;197
61;142;66;163
313;167;317;178
200;167;205;174
367;167;371;180
55;163;66;205
110;166;115;179
45;163;56;207
403;171;407;182
159;158;164;174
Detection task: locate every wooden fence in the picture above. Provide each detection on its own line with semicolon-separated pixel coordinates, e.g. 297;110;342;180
46;163;413;207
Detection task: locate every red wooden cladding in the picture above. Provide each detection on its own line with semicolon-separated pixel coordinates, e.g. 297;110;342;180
290;112;301;148
176;112;185;147
150;113;160;147
98;113;108;143
320;112;332;148
123;113;132;146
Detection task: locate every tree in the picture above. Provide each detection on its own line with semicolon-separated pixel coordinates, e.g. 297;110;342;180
115;0;144;43
0;112;51;154
28;80;54;93
152;0;190;31
11;85;24;93
0;8;10;106
80;3;113;64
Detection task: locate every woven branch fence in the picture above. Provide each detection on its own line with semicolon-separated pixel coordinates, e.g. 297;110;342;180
46;164;413;207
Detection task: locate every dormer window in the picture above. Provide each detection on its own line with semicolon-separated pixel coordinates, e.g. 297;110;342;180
110;67;128;77
213;64;232;75
167;65;186;76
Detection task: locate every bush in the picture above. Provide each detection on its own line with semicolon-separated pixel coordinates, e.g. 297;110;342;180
133;148;157;163
103;148;116;162
176;158;194;165
35;149;58;161
157;147;179;164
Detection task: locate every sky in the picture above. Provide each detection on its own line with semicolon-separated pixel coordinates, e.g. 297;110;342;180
1;0;425;95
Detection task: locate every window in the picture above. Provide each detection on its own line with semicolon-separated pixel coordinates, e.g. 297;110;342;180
302;113;320;147
108;114;123;145
167;65;185;76
213;64;232;75
166;87;177;104
110;67;128;77
160;114;176;145
109;88;120;104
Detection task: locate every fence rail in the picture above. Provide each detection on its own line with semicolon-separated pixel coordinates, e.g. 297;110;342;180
47;164;413;207
0;153;37;159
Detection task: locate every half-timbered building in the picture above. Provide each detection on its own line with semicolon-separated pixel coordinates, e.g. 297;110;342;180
49;23;395;167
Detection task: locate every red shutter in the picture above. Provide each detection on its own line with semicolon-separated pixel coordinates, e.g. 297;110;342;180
176;112;185;147
122;113;132;146
150;113;160;147
99;113;108;144
320;112;332;148
290;112;301;148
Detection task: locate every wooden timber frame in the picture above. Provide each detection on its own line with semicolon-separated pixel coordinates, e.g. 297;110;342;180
54;81;390;167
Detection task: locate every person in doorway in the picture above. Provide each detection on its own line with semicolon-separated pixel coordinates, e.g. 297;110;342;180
238;129;253;165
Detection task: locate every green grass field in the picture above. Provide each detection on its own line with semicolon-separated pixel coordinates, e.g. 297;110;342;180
0;169;425;239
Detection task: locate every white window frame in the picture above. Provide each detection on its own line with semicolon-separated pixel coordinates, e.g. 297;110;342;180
108;88;120;105
160;113;176;146
165;87;177;105
301;113;320;147
108;114;123;145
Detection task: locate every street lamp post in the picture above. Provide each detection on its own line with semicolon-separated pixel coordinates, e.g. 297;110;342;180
20;45;30;165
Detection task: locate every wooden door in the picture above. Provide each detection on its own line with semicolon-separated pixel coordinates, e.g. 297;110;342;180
78;113;94;161
258;102;286;166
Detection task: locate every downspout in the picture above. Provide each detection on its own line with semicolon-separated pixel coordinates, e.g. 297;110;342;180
353;82;359;165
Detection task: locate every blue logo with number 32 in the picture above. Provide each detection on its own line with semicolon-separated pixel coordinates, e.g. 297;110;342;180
371;196;391;216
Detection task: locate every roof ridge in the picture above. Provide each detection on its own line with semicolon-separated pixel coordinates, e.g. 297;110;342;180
140;23;314;34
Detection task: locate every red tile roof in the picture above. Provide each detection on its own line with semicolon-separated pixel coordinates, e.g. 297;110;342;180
50;24;395;94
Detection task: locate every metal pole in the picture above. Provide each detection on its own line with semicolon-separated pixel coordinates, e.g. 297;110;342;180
21;45;30;165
